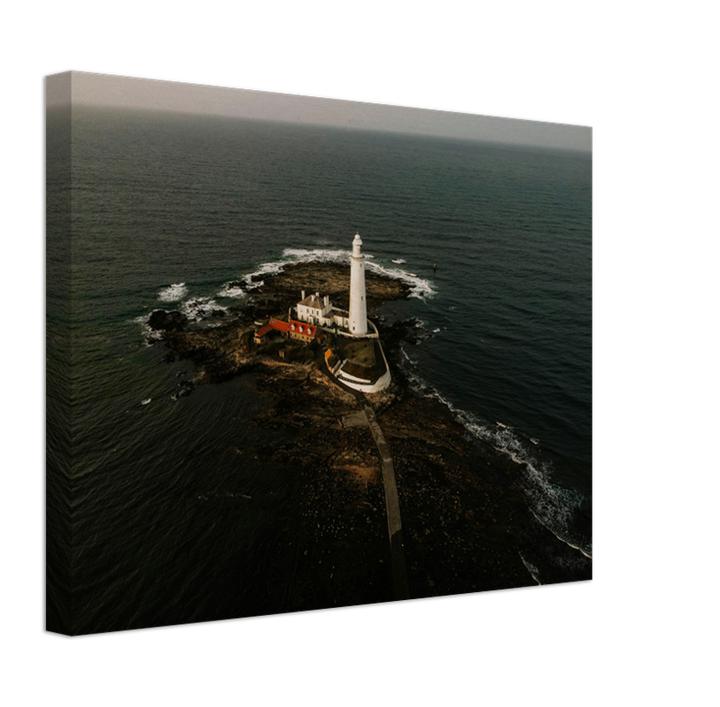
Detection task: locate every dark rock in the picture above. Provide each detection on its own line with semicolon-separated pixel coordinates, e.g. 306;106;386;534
148;309;188;332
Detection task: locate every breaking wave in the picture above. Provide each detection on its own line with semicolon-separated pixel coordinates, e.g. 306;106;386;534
181;297;228;321
158;283;188;302
460;415;591;559
147;244;424;329
397;335;591;560
241;259;291;291
238;247;436;300
367;261;434;299
216;283;247;299
282;247;347;263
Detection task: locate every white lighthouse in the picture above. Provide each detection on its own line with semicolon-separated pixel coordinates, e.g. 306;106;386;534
348;232;368;336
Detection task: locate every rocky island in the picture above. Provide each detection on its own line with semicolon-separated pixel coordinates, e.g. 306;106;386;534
147;259;591;615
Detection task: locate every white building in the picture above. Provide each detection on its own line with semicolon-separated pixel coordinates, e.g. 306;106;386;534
296;290;349;330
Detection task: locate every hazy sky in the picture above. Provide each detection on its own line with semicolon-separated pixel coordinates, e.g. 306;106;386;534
48;71;591;152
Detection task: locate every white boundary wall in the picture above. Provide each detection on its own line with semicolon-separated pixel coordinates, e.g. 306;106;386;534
336;320;391;393
337;368;391;394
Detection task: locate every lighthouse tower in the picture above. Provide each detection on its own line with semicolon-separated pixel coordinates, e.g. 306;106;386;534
349;232;368;336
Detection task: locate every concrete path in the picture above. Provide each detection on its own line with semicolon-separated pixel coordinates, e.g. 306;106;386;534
363;406;410;600
319;344;409;599
341;411;369;428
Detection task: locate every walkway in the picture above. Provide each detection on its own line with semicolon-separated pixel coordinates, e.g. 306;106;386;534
363;406;410;600
318;343;410;599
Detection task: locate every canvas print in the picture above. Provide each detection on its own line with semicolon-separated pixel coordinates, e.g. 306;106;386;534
46;72;592;635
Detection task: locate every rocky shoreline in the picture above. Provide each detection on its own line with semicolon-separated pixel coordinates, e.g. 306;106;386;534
147;261;591;614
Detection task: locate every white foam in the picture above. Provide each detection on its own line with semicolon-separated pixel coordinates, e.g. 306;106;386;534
181;297;228;321
459;417;528;466
395;348;592;559
141;398;152;405
399;344;428;393
402;351;419;366
392;259;406;264
519;553;542;585
238;247;437;300
158;283;188;302
365;261;435;299
281;247;348;263
241;259;289;290
132;313;163;344
217;283;247;299
526;478;595;560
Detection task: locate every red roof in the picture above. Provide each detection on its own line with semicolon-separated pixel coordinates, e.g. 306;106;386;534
255;324;272;338
265;318;319;338
289;319;317;337
269;318;289;333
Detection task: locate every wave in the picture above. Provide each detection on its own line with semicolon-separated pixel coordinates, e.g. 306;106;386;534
142;297;227;325
133;313;163;344
238;247;436;300
158;283;188;302
282;247;348;263
216;283;247;299
150;249;433;334
456;413;591;559
240;258;296;291
181;297;228;321
232;247;348;291
366;262;434;299
392;259;406;264
526;484;595;560
143;249;434;346
396;335;591;560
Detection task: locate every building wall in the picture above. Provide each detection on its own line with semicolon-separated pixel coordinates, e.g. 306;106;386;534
297;295;332;325
297;305;349;331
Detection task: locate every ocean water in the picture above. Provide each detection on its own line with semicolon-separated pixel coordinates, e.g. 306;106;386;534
47;105;591;633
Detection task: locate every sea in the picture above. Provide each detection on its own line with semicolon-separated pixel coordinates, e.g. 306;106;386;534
46;105;591;634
